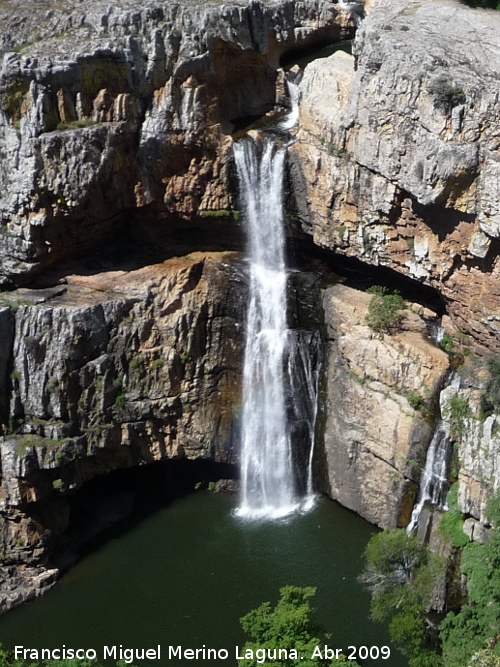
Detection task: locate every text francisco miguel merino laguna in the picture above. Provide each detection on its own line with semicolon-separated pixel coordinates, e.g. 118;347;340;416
14;644;352;663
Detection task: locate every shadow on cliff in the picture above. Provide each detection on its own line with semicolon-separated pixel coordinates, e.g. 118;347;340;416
31;208;246;288
51;459;237;573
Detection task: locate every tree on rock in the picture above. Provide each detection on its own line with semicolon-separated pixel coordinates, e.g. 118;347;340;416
365;286;405;334
359;530;444;667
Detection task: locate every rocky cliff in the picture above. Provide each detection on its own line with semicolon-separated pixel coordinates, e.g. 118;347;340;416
287;0;500;537
1;0;500;614
291;0;500;352
0;0;357;608
0;0;355;285
321;282;449;527
0;250;245;610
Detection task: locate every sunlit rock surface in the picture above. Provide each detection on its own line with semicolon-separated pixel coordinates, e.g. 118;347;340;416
291;0;500;351
322;283;449;528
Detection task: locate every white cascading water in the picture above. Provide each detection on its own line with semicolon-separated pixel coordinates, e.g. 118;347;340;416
277;72;302;131
234;137;298;519
406;422;453;532
407;372;460;532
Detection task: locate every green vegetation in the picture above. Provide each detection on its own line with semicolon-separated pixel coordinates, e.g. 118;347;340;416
439;333;454;353
13;434;67;455
1;78;29;123
439;484;469;548
46;376;59;393
406;236;416;253
115;393;125;409
427;76;466;113
365;285;406;334
199;209;240;221
335;225;347;242
56;119;97;131
238;586;355;666
480;354;500;419
446;395;472;440
467;649;500;666
440;492;500;666
407;389;426;412
360;530;444;667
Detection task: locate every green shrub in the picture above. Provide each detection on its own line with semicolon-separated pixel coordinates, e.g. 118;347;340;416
56;119;97;131
480;354;500;419
365;286;406;334
239;586;357;666
360;530;444;667
428;76;466;112
439;484;469;548
115;393;125;409
439;333;454;353
407;389;426;412
440;491;500;667
446;395;472;440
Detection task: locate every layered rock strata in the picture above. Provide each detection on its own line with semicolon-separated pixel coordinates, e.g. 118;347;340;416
0;0;355;285
0;251;245;609
291;0;500;351
322;283;449;527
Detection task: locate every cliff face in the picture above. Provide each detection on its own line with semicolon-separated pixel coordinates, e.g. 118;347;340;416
0;251;245;609
291;0;500;351
0;0;355;285
1;0;500;612
321;283;449;527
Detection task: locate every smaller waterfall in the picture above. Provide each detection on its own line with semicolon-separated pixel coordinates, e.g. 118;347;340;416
407;422;453;532
407;373;460;532
278;71;302;131
337;0;364;23
286;331;322;505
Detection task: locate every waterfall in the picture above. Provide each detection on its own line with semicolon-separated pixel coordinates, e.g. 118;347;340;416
278;71;302;131
234;137;319;519
407;372;460;532
337;0;364;25
286;330;322;503
406;422;453;532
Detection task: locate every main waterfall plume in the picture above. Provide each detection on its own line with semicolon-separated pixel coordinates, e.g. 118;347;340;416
234;136;318;520
234;137;296;519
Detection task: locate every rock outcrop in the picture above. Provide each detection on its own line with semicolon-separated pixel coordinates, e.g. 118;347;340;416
0;251;245;608
0;0;355;285
1;0;500;616
291;0;500;352
321;282;449;527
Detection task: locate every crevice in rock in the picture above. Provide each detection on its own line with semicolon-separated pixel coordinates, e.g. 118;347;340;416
279;38;353;70
289;235;447;316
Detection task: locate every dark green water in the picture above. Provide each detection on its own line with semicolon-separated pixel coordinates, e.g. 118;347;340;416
0;493;404;667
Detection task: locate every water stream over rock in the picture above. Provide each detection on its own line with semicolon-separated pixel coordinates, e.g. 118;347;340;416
234;135;319;519
407;372;460;532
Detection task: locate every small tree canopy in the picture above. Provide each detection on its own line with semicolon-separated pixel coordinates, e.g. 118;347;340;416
238;586;355;667
365;286;405;334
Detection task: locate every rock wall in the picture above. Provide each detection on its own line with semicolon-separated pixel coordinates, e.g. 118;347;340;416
0;251;245;609
1;0;500;614
0;0;355;285
290;0;500;352
321;282;449;527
